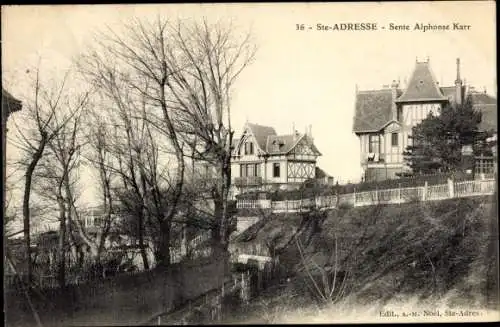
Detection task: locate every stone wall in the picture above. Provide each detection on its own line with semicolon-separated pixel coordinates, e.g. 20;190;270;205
5;256;228;327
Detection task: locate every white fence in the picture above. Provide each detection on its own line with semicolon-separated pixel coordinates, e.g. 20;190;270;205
236;178;497;213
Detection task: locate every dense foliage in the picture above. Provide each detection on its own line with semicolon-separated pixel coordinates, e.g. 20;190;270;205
403;95;490;174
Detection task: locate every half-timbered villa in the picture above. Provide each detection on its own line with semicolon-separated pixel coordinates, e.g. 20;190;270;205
230;122;322;194
352;58;497;182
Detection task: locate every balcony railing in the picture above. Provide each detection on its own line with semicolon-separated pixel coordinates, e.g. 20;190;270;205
234;176;263;187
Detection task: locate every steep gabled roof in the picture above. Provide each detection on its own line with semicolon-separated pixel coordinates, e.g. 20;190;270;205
302;135;322;156
238;122;321;156
246;123;277;152
353;60;497;135
396;61;447;102
2;88;22;114
352;89;397;133
440;87;497;132
470;92;497;132
265;133;321;155
266;134;297;154
440;86;456;99
315;166;330;178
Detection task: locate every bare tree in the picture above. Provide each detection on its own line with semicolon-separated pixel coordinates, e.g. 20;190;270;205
70;106;117;267
78;16;255;267
10;67;82;284
77;17;191;268
34;99;87;287
164;18;256;257
105;91;165;270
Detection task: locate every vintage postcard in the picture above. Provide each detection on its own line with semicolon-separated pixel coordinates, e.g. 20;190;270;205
2;1;498;325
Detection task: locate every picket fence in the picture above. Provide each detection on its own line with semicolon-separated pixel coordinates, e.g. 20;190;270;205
236;178;497;213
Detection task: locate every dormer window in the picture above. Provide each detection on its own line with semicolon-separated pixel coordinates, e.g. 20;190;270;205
244;142;254;155
272;139;285;152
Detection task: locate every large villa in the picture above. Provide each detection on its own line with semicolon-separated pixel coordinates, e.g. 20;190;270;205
352;58;497;182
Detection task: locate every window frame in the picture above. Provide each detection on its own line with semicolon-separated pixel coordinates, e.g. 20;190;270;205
273;163;280;178
247;164;254;177
368;134;380;153
391;132;399;147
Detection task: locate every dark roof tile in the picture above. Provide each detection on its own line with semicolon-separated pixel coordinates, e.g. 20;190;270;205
2;88;22;114
246;123;277;152
353;62;497;134
266;134;297;154
353;89;395;133
240;123;321;156
397;61;447;102
471;92;497;132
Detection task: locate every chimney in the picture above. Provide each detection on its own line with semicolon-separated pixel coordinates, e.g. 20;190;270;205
294;130;300;141
308;124;313;142
391;80;399;121
455;58;463;105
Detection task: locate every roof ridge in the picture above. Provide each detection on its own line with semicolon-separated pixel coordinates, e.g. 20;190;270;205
357;88;394;94
247;122;275;129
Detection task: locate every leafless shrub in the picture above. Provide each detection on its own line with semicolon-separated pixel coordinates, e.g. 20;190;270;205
295;233;350;304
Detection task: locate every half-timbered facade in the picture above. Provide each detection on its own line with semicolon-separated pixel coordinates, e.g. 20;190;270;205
353;58;497;182
231;122;321;193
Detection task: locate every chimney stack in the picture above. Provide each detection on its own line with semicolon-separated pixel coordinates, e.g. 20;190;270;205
455;58;463;105
391;80;399;120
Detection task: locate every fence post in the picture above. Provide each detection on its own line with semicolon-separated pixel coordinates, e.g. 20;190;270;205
353;188;357;206
423;181;428;201
448;178;454;198
398;183;402;204
375;187;378;204
478;179;483;194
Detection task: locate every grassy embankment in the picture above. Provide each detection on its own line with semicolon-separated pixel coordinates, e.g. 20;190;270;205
225;194;499;324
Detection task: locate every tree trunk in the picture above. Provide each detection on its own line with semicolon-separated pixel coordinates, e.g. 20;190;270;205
66;180;101;264
56;196;66;288
156;220;171;268
216;154;232;255
22;140;46;285
138;209;149;270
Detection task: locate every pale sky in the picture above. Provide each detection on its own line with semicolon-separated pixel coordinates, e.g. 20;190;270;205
2;2;496;212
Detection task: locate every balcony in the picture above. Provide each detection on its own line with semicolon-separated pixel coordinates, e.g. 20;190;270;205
234;176;263;187
364;153;385;164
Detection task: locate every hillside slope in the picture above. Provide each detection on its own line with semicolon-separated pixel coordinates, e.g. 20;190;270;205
227;194;498;323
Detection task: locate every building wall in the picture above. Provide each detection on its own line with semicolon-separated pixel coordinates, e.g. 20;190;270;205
358;102;444;180
382;129;403;164
364;166;404;182
401;103;441;127
232;129;318;188
265;157;288;184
